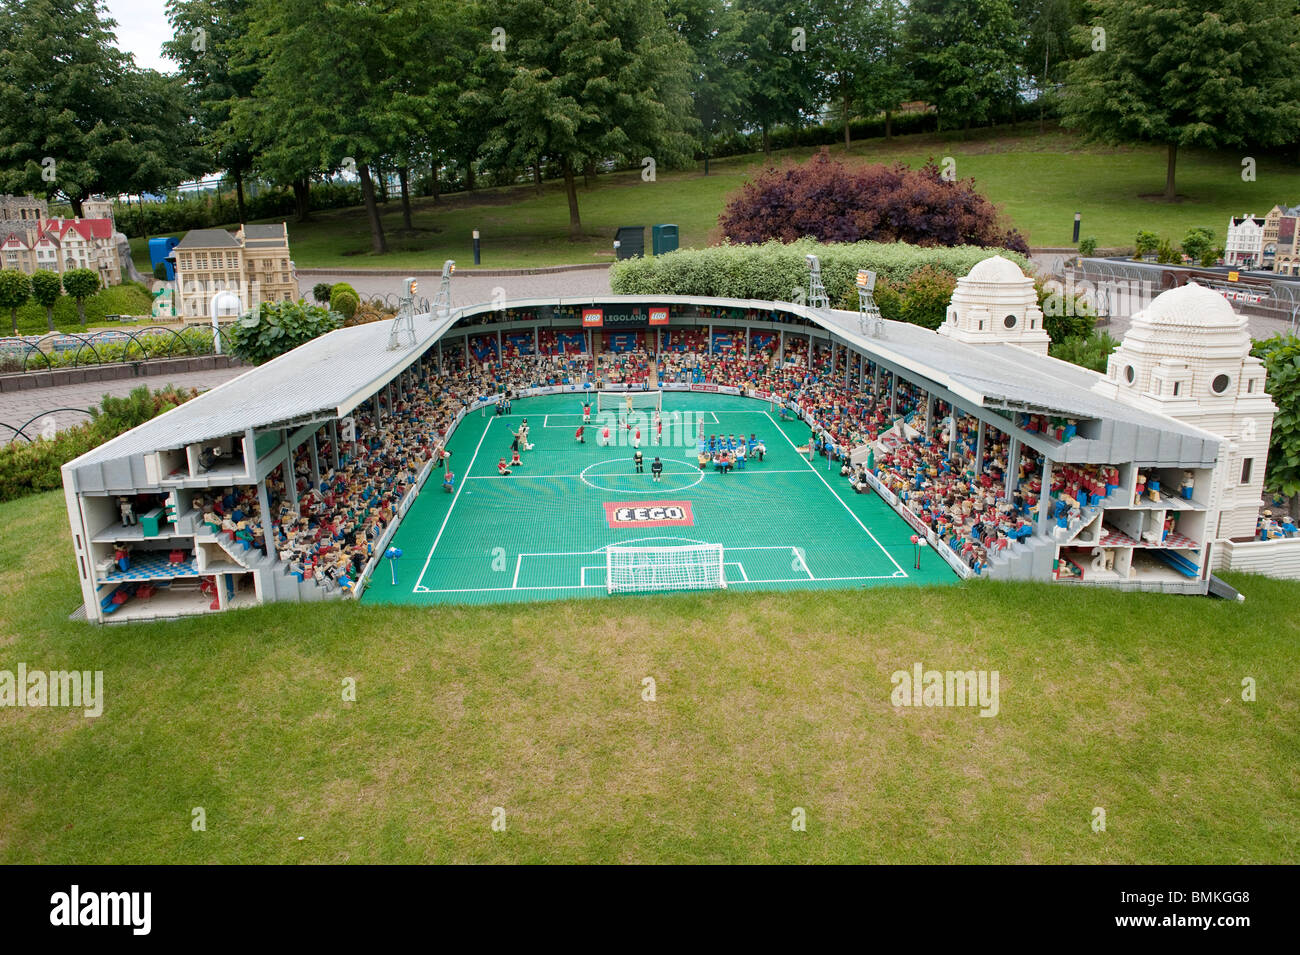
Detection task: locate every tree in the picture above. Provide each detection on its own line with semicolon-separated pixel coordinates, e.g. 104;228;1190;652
485;0;697;239
737;0;825;155
0;0;199;214
237;0;440;254
667;0;749;173
1181;227;1217;266
330;286;360;321
1017;0;1081;131
62;268;100;327
906;0;1022;131
858;0;911;140
29;269;61;332
1061;0;1300;200
164;0;262;224
0;269;30;335
809;0;875;150
1133;230;1159;258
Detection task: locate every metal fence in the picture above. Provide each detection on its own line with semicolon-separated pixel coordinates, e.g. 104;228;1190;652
0;324;240;373
1069;258;1300;334
1;407;95;443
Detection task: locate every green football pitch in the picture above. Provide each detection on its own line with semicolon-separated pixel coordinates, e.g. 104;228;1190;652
362;392;958;606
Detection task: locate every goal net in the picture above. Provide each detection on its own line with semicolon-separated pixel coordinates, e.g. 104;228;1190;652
596;390;663;414
606;543;726;594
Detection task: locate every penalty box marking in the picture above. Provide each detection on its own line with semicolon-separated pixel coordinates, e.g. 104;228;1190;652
507;544;891;593
543;410;721;427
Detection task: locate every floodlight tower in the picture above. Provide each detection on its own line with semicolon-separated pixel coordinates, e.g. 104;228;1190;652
806;254;829;310
432;259;455;318
388;277;418;350
856;269;884;337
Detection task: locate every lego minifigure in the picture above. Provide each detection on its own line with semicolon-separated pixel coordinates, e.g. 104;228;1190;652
118;497;136;527
1181;471;1195;500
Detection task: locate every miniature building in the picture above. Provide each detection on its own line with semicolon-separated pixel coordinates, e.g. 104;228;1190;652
0;214;120;286
1224;213;1266;268
0;231;35;272
43;218;120;286
81;197;115;226
1262;204;1300;273
1096;283;1275;541
936;255;1050;354
174;223;299;321
0;193;47;243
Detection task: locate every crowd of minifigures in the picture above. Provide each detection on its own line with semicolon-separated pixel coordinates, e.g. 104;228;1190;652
872;409;1044;574
116;325;1300;597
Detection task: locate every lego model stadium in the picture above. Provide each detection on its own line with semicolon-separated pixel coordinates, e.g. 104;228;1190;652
60;254;1282;623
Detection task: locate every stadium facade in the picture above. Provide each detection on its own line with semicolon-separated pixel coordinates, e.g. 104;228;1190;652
62;256;1275;622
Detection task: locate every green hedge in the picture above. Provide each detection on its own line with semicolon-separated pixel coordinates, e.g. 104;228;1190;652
0;385;197;503
609;239;1031;305
1251;335;1300;508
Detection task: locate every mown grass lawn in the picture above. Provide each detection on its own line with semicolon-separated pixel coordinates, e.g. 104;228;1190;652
129;125;1300;273
1;488;1296;863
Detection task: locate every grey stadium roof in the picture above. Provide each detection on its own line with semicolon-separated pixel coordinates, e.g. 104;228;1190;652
66;309;457;476
64;293;1222;487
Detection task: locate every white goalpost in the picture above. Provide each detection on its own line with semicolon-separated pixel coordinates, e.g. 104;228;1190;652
596;390;663;414
605;543;726;594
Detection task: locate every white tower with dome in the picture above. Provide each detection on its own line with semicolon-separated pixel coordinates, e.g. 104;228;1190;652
937;254;1051;354
1094;283;1276;541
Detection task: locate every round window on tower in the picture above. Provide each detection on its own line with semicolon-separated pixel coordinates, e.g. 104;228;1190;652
1003;314;1017;329
1124;365;1136;384
1212;373;1231;395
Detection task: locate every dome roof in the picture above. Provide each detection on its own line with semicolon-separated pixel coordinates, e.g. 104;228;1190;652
965;255;1027;284
1139;283;1242;328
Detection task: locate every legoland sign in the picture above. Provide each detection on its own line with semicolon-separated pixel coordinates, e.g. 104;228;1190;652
604;501;695;528
582;305;663;328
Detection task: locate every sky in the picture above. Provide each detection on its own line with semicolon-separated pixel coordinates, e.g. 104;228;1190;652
104;0;175;74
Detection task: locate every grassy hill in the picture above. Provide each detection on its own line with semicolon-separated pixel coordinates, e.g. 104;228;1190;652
130;126;1300;272
5;282;155;336
2;488;1297;863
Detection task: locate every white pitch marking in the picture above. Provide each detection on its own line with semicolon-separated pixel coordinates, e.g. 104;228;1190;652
414;415;493;591
764;411;907;577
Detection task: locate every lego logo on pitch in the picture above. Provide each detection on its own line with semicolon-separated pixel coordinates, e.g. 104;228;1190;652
604;501;695;528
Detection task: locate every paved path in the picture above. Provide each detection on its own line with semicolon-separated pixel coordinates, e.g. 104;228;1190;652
301;266;613;307
0;366;247;445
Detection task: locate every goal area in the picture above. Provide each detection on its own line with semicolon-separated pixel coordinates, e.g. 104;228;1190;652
605;543;726;595
596;390;663;414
